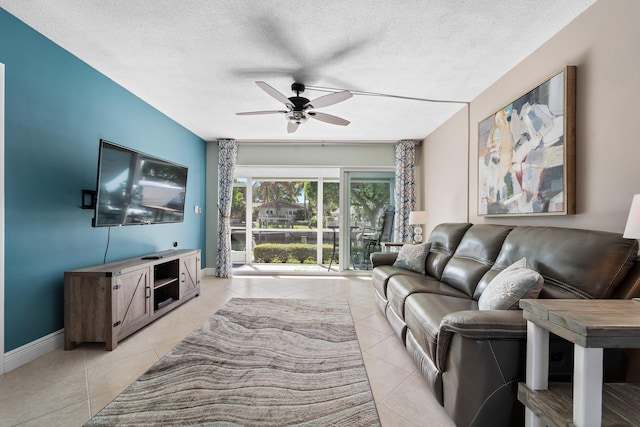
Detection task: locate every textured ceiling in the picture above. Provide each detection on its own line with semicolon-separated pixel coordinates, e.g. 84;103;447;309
0;1;597;142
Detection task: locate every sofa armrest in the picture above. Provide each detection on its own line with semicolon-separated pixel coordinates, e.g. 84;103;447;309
437;310;528;427
437;309;526;370
440;309;527;339
370;251;398;268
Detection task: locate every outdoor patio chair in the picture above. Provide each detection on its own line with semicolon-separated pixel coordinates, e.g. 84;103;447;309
361;210;395;268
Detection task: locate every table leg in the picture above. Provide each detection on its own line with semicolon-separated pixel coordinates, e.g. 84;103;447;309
573;345;603;427
328;228;337;271
525;321;549;427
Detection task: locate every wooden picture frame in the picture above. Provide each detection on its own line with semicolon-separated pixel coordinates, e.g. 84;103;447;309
478;66;576;216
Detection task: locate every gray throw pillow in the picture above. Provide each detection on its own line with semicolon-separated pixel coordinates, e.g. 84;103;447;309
478;257;544;310
393;242;431;274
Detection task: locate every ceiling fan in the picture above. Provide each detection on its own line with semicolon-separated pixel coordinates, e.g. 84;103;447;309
236;81;353;133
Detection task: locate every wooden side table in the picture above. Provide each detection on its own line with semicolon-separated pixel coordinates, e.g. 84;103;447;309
381;242;404;252
519;299;640;427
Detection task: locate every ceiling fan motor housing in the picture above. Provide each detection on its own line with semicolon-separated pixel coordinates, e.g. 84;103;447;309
287;83;310;124
286;110;308;124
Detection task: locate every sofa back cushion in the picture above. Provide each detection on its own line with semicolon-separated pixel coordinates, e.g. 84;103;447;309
425;223;472;280
440;225;514;297
475;226;638;299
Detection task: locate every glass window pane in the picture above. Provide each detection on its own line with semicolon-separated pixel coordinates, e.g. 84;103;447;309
344;171;395;271
230;186;247;265
252;180;317;265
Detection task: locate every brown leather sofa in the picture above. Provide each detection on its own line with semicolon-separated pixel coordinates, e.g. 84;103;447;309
371;223;640;427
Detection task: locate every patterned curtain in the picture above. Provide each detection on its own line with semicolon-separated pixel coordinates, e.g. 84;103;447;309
215;139;238;278
394;140;416;243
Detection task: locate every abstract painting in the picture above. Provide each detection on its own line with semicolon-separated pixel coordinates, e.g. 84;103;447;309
478;66;576;216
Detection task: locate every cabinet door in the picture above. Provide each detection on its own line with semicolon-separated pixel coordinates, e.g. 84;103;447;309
180;253;200;299
114;267;151;337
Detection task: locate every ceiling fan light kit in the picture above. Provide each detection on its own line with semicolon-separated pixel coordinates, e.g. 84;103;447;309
236;81;352;133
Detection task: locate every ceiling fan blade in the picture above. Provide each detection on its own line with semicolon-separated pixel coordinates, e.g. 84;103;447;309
287;121;299;133
308;112;350;126
305;90;353;109
256;81;293;107
236;110;287;116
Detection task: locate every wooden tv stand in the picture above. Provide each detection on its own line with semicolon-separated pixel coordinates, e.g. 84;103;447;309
64;249;201;350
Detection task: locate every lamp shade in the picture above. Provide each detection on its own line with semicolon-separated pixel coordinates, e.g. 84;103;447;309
409;210;428;225
623;194;640;239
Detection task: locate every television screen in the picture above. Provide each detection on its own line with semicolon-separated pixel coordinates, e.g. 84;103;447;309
93;140;188;227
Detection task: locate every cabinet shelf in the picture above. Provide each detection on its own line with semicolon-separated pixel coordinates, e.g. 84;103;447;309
155;297;177;311
154;277;178;289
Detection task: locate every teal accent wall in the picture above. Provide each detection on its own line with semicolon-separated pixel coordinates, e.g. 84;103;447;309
0;9;207;351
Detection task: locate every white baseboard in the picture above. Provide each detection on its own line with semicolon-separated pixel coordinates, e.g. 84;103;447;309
202;267;216;276
4;329;64;373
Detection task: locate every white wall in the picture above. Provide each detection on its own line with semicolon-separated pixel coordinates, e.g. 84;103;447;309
236;142;395;168
422;105;469;233
421;0;640;235
1;62;5;374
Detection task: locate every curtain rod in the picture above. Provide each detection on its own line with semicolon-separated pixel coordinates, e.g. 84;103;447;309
235;140;422;146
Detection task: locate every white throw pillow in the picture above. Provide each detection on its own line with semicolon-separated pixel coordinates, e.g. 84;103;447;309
393;242;431;274
478;257;544;310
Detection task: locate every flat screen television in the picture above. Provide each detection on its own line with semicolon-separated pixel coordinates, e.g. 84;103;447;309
92;139;188;227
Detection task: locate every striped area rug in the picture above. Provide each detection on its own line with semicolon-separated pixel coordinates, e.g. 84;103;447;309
86;298;380;426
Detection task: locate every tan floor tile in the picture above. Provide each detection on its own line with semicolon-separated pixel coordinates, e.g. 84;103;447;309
356;311;395;335
89;385;129;416
381;371;455;426
0;367;87;427
349;294;380;311
86;350;158;397
227;285;287;298
377;404;425;427
367;334;416;370
2;347;85;387
16;400;91;427
81;330;154;368
286;285;345;299
361;352;414;402
350;303;378;322
0;348;87;427
355;323;391;351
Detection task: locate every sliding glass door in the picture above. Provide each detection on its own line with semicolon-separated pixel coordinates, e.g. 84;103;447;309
231;174;338;271
230;179;248;265
231;167;394;272
341;169;395;271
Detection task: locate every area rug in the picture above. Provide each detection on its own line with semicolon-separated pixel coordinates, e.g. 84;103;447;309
86;298;380;426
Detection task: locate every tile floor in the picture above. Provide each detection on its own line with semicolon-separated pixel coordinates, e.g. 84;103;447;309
0;275;455;427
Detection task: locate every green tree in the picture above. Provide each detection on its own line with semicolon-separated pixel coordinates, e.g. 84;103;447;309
230;187;246;221
252;181;306;224
253;181;304;205
350;182;391;227
304;181;339;226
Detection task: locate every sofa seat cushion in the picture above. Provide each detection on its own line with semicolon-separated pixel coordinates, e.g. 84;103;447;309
372;265;427;300
405;293;477;362
387;275;470;321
